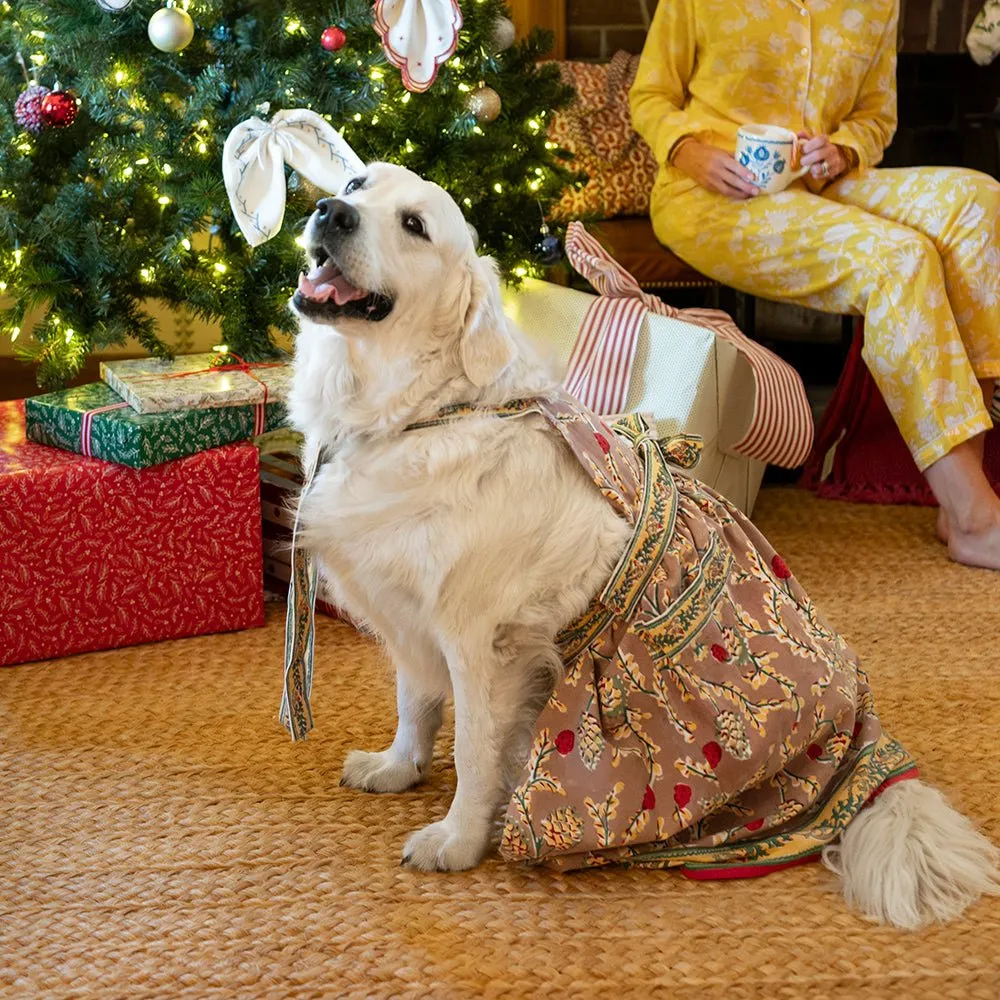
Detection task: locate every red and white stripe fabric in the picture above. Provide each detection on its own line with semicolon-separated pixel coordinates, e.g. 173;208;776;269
253;401;267;436
563;222;814;469
79;401;129;457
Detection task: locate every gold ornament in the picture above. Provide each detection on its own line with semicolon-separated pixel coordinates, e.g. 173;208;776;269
466;85;501;124
148;3;195;53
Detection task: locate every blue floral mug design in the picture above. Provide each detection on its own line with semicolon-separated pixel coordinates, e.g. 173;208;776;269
735;124;808;194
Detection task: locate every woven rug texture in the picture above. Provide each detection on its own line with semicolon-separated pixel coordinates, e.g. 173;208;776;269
2;488;999;999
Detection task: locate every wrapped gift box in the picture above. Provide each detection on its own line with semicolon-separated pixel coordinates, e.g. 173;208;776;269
0;400;265;666
501;225;814;515
25;382;288;469
101;353;292;414
503;278;767;513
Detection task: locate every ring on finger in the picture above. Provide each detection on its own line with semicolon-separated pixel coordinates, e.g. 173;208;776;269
821;160;830;179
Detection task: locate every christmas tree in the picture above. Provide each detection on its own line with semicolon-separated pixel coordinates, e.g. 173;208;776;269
0;0;574;388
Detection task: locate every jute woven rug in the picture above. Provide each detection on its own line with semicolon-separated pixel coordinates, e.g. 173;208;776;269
3;488;999;999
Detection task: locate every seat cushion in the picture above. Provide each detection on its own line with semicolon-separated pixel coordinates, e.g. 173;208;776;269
591;218;715;288
548;52;659;221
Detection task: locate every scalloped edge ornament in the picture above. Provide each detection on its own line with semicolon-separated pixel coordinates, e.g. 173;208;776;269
373;0;463;93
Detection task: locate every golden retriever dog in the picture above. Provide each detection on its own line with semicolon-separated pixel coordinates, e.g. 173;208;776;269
288;162;997;928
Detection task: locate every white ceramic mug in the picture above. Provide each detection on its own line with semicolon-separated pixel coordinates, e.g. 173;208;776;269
735;124;809;194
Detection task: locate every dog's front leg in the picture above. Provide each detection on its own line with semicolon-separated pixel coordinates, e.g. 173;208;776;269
341;655;445;793
402;638;526;871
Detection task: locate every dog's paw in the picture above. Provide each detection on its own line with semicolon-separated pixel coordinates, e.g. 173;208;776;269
340;749;422;793
401;820;489;872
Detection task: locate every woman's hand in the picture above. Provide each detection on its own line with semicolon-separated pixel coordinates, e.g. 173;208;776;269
672;139;760;199
797;133;849;182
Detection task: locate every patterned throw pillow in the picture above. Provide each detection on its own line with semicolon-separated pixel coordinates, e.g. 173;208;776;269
548;51;659;222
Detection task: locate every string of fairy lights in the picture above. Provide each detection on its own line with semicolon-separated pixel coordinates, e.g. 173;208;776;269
2;1;563;353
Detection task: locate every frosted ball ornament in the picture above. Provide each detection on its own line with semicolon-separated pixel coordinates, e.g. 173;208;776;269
466;85;501;123
492;17;516;52
14;84;51;134
148;2;195;53
95;0;134;9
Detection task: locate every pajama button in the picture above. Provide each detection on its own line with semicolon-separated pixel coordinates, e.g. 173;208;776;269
801;47;809;56
799;7;807;13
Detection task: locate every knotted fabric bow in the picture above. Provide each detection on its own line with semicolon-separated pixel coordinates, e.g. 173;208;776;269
223;108;365;247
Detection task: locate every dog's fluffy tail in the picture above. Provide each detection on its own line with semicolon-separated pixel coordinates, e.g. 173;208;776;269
822;779;1000;929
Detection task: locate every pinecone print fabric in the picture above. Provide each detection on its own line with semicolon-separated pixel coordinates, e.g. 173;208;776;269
499;395;917;876
715;711;752;761
541;807;585;851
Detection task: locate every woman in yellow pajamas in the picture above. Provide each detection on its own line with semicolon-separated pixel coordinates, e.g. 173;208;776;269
631;0;1000;570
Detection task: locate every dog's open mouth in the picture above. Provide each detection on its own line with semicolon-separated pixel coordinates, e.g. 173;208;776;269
292;250;394;323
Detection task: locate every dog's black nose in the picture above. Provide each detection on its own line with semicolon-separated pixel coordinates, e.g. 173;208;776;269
316;198;359;233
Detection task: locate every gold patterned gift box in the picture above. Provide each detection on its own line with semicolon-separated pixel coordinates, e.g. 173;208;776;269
101;352;292;414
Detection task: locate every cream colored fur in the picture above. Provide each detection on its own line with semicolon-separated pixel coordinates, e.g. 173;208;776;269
288;163;998;927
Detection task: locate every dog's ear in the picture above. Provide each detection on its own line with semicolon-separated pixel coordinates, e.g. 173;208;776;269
459;255;515;388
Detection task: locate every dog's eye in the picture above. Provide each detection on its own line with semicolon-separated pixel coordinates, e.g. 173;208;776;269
343;176;365;195
402;214;428;239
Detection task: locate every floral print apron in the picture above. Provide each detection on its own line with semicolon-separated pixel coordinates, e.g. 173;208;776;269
421;392;917;878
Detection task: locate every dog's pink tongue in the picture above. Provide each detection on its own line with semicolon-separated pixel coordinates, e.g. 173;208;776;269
297;262;367;305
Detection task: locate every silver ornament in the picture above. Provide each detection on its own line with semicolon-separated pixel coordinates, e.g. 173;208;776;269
467;85;501;124
492;17;516;52
96;0;134;10
148;4;195;52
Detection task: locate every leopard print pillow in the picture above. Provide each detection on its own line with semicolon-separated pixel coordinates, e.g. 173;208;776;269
549;51;659;222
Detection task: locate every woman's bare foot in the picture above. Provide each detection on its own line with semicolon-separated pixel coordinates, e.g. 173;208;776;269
947;512;1000;570
925;434;1000;570
936;508;949;545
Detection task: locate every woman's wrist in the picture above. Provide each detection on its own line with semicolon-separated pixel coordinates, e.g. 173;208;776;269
668;135;697;165
835;144;858;174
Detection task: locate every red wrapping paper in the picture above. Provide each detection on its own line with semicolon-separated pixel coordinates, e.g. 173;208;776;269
0;400;265;666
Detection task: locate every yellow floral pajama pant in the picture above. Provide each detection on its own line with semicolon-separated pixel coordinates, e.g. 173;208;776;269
651;167;1000;470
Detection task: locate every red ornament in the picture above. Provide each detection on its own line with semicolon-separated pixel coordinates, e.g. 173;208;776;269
41;89;78;129
745;818;765;832
321;25;347;51
710;643;730;662
594;432;611;454
641;785;656;811
673;783;692;809
771;554;792;579
806;743;823;760
14;84;51;135
555;729;575;755
702;741;723;768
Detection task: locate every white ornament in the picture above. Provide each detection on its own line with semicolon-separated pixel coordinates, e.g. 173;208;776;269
223;109;365;247
148;4;195;53
968;0;1000;65
96;0;134;10
373;0;462;93
492;16;516;52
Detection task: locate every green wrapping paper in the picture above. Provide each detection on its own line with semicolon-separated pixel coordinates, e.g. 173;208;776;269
25;382;288;469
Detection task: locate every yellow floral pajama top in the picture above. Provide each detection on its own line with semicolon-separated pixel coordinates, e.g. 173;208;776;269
630;0;1000;470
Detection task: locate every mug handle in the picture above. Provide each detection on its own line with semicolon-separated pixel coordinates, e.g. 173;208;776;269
790;137;809;180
